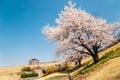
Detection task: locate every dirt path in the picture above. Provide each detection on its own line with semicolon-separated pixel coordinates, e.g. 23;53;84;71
36;73;67;80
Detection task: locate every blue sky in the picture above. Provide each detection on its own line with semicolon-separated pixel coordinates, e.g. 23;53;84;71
0;0;120;67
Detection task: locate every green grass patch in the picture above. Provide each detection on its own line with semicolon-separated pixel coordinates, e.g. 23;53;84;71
66;67;80;73
80;47;120;74
21;72;38;78
60;60;92;73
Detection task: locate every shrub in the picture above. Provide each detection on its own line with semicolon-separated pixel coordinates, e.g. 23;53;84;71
42;69;46;74
54;66;60;72
22;66;32;72
21;72;38;78
55;64;60;66
45;66;55;74
55;64;61;72
66;63;71;69
41;66;57;77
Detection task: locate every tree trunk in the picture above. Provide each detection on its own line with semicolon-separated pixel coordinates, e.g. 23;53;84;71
67;72;72;80
78;60;81;67
82;44;99;64
92;54;99;64
75;62;77;65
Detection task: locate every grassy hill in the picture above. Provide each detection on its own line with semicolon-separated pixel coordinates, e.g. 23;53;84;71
36;42;120;80
75;42;120;80
0;42;120;80
41;42;120;80
78;57;120;80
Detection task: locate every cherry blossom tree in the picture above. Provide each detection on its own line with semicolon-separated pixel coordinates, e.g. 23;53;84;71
64;51;84;67
43;1;120;64
116;32;120;41
118;33;120;41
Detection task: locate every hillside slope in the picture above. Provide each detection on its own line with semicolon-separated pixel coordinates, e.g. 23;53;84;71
37;43;120;80
0;42;119;80
78;56;120;80
41;42;120;80
81;42;120;64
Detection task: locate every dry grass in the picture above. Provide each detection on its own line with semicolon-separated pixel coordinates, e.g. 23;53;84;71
99;42;120;57
0;62;59;80
80;57;120;80
38;73;67;80
0;42;119;80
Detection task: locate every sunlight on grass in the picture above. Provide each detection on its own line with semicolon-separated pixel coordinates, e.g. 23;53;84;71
80;47;120;74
